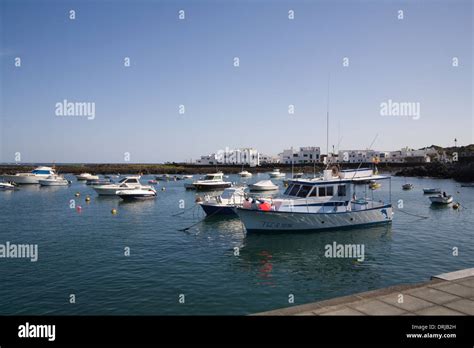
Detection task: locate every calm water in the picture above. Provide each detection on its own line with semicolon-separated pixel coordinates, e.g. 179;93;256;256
0;174;472;315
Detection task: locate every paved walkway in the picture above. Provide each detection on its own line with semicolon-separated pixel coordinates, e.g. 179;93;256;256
256;268;474;315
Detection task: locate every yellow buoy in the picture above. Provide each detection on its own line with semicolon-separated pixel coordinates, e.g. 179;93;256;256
85;196;91;203
453;203;460;210
111;208;118;215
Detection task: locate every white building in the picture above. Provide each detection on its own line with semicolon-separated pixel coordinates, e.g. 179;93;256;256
279;147;321;164
259;154;280;164
195;148;260;166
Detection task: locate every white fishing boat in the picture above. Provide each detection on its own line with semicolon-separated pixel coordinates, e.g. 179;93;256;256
248;180;279;192
0;182;16;190
93;176;151;196
236;168;393;233
117;187;157;201
402;183;414;190
423;188;441;194
268;168;285;178
189;172;232;190
238;170;252;178
197;187;246;215
429;193;453;205
2;166;56;184
39;175;71;186
156;174;171;181
76;173;99;181
181;175;193;179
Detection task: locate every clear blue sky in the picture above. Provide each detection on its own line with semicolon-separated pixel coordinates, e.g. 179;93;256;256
1;0;472;163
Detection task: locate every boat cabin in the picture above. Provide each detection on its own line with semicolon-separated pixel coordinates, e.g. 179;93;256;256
202;173;224;181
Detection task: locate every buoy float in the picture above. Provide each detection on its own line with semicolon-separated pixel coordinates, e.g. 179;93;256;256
111;208;117;215
75;192;80;197
453;203;460;210
195;196;203;203
85;196;91;203
76;206;82;213
161;187;166;191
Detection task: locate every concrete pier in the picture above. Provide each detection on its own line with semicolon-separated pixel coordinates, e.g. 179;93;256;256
256;268;474;316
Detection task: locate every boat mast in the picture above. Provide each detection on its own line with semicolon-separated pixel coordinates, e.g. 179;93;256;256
326;74;330;169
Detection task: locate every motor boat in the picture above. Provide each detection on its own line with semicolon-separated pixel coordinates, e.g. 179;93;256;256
189;173;232;190
236;168;393;233
39;175;71;186
93;176;151;196
238;170;252;178
248;180;279;192
117;187;157;201
268;168;285;178
429;193;453;205
197;187;246;215
423;188;441;194
181;175;193;180
2;166;56;184
0;181;17;190
402;183;414;190
76;173;99;181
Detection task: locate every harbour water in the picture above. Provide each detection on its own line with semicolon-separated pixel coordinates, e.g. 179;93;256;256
0;174;472;315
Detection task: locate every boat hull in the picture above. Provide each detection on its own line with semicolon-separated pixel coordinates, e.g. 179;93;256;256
236;205;393;233
119;194;156;201
429;196;453;204
2;175;44;184
193;183;232;190
39;180;70;186
199;203;237;216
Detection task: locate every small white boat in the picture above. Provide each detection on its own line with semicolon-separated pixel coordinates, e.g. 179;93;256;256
2;166;56;184
0;182;16;190
156;174;171;181
429;194;453;205
238;170;252;178
190;173;232;190
268;169;286;178
93;176;151;196
402;183;414;190
117;187;157;201
197;187;246;215
423;188;441;194
76;173;99;181
39;175;71;186
248;180;279;191
181;175;193;180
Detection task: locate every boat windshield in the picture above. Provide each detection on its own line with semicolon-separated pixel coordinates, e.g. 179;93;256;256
32;169;53;175
204;175;222;181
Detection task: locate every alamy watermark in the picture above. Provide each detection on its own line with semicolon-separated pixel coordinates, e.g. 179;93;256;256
325;241;365;262
380;99;420;120
55;99;95;120
0;241;38;262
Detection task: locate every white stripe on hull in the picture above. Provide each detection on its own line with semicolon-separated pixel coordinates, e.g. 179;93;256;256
236;206;393;232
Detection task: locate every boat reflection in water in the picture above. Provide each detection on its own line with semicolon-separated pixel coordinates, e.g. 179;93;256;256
237;223;393;288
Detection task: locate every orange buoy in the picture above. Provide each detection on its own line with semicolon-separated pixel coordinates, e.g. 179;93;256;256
259;201;272;211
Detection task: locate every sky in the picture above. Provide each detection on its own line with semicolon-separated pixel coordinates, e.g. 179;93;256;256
0;0;472;163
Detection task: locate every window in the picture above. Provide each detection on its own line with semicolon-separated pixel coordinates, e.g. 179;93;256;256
309;187;318;196
337;185;347;196
327;186;334;196
284;184;294;195
297;185;312;197
318;186;326;197
289;184;301;196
